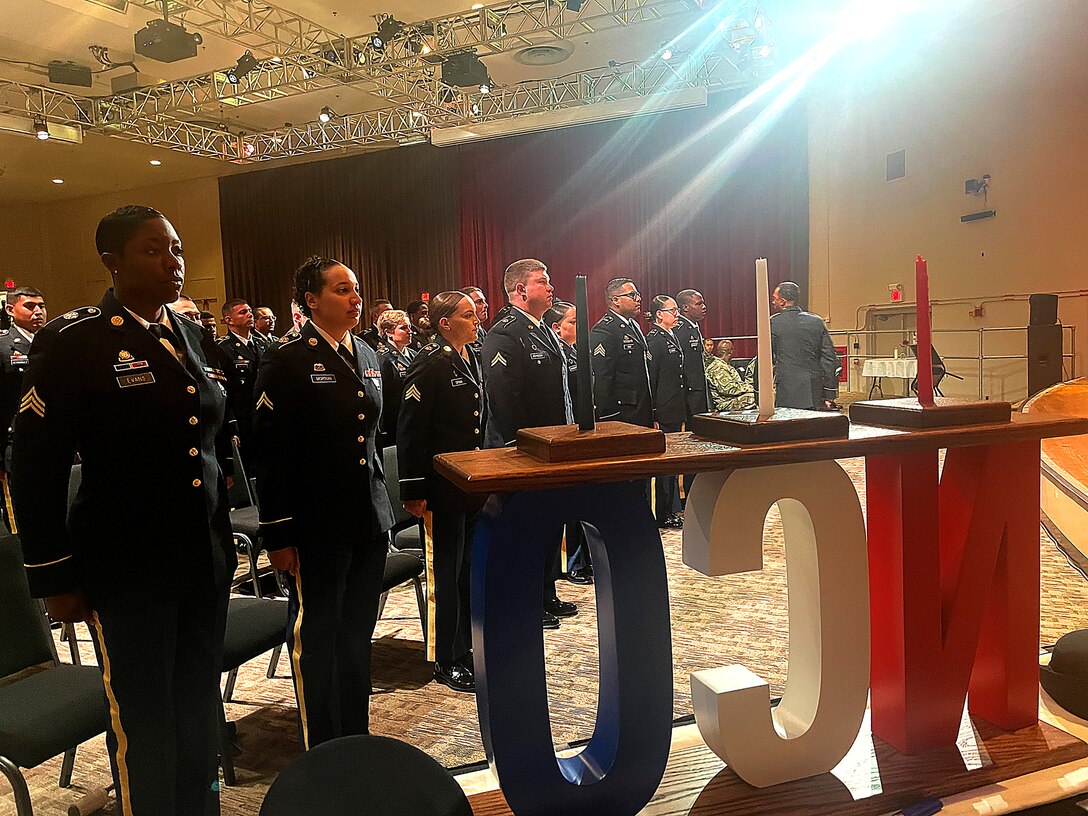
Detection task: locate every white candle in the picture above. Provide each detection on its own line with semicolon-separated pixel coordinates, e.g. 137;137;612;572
755;257;774;419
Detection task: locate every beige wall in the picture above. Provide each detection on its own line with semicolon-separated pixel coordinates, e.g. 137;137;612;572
808;0;1088;402
0;176;226;318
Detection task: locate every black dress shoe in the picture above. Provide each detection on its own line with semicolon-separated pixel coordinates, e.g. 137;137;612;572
566;568;593;585
542;611;561;630
433;660;476;693
544;597;578;618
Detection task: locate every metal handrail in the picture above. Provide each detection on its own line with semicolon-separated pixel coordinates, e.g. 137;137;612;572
710;324;1077;399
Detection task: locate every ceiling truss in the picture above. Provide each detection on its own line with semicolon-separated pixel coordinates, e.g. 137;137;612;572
0;0;770;163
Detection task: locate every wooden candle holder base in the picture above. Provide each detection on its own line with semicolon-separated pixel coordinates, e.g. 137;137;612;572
516;422;665;463
850;397;1012;429
690;408;849;446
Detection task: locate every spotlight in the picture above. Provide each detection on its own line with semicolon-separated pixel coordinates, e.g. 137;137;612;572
371;16;403;50
226;50;258;84
149;159;162;166
33;115;50;140
441;51;490;91
51;178;64;184
318;105;335;123
660;48;673;60
566;0;584;10
470;101;481;116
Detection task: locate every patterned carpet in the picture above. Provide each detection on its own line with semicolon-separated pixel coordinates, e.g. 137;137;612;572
6;457;1088;816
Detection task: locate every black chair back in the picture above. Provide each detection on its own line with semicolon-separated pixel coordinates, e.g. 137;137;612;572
382;445;414;531
0;532;55;678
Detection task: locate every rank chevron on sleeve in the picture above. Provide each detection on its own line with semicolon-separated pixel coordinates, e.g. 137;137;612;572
404;384;422;402
256;392;274;411
593;344;607;357
19;387;45;418
491;351;507;367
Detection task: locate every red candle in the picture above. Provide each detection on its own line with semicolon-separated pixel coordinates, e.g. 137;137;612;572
915;255;935;406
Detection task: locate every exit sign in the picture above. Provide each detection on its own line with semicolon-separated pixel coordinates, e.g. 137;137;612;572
888;283;903;302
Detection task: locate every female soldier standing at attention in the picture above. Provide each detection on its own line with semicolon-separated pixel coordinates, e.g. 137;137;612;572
375;308;414;446
12;205;235;815
252;256;394;749
397;291;486;693
646;295;686;529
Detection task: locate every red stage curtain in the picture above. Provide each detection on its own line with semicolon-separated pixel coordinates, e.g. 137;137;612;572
458;90;809;351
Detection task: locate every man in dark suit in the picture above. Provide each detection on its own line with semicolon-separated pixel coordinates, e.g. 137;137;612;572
253;257;394;749
217;298;262;464
12;205;236;816
672;289;708;507
461;286;489;356
590;277;653;427
481;259;576;626
770;281;840;410
358;298;392;350
0;286;46;494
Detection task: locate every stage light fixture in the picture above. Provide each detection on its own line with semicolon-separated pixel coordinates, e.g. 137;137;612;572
318;106;335;123
660;47;673;60
226;50;258;84
566;0;584;10
33;115;50;140
371;16;403;50
441;51;492;93
470;102;481;116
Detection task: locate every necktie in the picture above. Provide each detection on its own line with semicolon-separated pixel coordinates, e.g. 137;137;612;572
337;343;357;373
148;323;184;362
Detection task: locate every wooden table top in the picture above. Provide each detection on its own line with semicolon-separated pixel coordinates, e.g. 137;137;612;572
435;412;1088;494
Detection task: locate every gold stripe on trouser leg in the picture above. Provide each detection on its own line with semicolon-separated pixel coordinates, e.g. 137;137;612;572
289;566;311;751
422;510;437;663
1;471;17;533
91;614;133;816
650;477;657;517
560;529;567;575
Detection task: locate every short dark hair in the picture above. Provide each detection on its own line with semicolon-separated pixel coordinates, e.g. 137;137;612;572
406;300;426;317
95;205;165;255
8;286;44;303
221;297;249;318
776;281;801;304
605;277;635;299
293;257;343;318
198;310;215;321
429;291;470;330
460;286;483;297
675;289;701;310
369;299;392;322
543;301;572;327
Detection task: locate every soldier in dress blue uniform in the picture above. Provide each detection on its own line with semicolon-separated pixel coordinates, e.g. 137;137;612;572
544;301;593;585
216;298;263;464
252;257;394;749
590;277;653;427
673;289;709;507
0;285;46;526
11;205;236;815
254;305;279;345
481;259;577;627
358;299;392;351
646;296;687;529
375;308;414;446
397;291;487;692
461;286;489;357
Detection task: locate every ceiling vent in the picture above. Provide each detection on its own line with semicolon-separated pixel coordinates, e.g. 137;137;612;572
514;42;574;66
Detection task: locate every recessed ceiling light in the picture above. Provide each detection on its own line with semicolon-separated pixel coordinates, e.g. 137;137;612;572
471;3;484;8
149;159;162;166
51;178;64;184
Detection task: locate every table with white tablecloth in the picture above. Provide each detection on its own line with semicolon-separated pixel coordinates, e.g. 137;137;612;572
862;357;918;398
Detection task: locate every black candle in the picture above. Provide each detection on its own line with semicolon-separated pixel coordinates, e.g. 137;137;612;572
574;275;595;430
